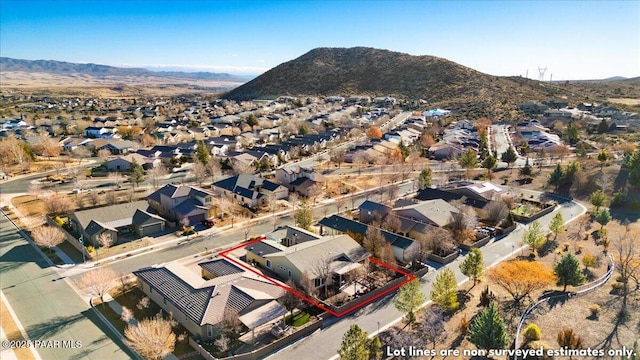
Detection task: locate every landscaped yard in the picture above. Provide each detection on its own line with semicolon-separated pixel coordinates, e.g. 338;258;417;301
382;209;639;357
97;285;196;358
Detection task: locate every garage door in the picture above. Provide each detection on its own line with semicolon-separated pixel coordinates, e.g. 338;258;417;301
188;213;206;225
139;222;164;236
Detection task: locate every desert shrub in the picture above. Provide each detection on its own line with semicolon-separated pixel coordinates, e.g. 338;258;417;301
563;242;571;251
458;314;469;336
86;245;95;253
523;324;542;342
479;286;495;307
588;304;601;319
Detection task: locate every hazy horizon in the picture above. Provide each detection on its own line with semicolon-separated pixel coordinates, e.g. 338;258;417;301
1;1;638;80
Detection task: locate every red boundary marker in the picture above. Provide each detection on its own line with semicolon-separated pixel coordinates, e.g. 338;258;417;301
218;237;417;317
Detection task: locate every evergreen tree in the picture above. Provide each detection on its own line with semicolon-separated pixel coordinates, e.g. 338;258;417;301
595;208;611;230
368;336;382;360
460;248;485;285
481;154;497;175
624;150;640;188
590;190;607;212
554;253;586;292
597;149;610;170
195;140;210;165
501;147;518;172
245;113;258;127
548;163;564;189
523;221;546;256
130;159;145;188
549;212;565;241
418;167;432;190
337;324;370;360
394;279;426;324
459;148;479;178
597;119;609;134
564;121;579;145
519;157;533;177
468;302;509;350
429;268;459;311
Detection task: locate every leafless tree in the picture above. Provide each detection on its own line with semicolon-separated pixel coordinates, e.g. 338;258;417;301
87;189;100;206
97;232;115;249
221;310;243;333
190;160;208;186
242;222;255;242
147;164;168;189
28;182;43;199
612;222;640;306
386;183;399;203
288;192;299;210
105;190;118;205
33;135;61;159
281;280;302;318
42;193;73;215
482;200;509;226
307;183;323;205
72;146;91;164
125;187;136;203
353;152;369;175
364;226;387;258
96;149;112;162
0;137;31;170
124;314;176;360
383;328;420;360
311;254;333;296
420;306;447;353
80;267;117;304
205;158;222;183
31;225;65;249
329;148;345;168
382;215;402;234
108;172;124;189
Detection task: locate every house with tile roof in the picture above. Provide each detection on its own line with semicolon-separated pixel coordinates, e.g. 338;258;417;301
212;174;288;208
68;201;166;246
147;184;215;225
134;257;287;340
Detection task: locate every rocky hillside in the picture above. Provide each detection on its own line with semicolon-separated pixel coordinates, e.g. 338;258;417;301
223;47;584;119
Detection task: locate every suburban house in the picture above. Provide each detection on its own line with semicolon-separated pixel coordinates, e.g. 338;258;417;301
428;143;464;160
147;184;215;225
392;199;460;228
415;187;488;208
246;231;370;289
68;201;166;246
440;181;504;203
134;257;287;340
2;119;28;129
84;126;117;139
275;166;326;197
318;215;418;264
105;153;160;171
212;174;288;208
99;140;137;155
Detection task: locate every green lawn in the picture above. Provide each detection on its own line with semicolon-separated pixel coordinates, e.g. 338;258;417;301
285;311;310;327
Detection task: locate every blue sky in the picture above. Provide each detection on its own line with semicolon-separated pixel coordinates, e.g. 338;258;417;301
1;0;638;80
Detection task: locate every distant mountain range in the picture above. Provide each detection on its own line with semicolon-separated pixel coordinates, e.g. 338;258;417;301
0;57;250;83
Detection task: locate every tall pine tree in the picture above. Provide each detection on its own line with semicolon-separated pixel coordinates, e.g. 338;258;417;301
554;253;586;292
460;248;485;285
337;324;370;360
468;302;509;350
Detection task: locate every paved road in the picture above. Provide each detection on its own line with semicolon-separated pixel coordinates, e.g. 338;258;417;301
265;196;586;360
0;213;134;360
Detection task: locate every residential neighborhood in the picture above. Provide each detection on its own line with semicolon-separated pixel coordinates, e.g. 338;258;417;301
1;3;639;359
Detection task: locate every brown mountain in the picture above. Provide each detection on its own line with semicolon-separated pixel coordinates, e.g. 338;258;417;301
223;47;579;119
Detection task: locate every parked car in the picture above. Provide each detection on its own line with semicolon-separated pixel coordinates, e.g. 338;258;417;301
201;218;215;228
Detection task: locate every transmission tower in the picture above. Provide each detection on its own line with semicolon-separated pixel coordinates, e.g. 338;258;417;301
538;67;547;82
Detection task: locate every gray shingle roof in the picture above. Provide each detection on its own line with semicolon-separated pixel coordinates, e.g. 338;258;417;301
72;200;150;232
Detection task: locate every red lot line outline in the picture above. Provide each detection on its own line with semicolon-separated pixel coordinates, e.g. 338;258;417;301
218;237;416;317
